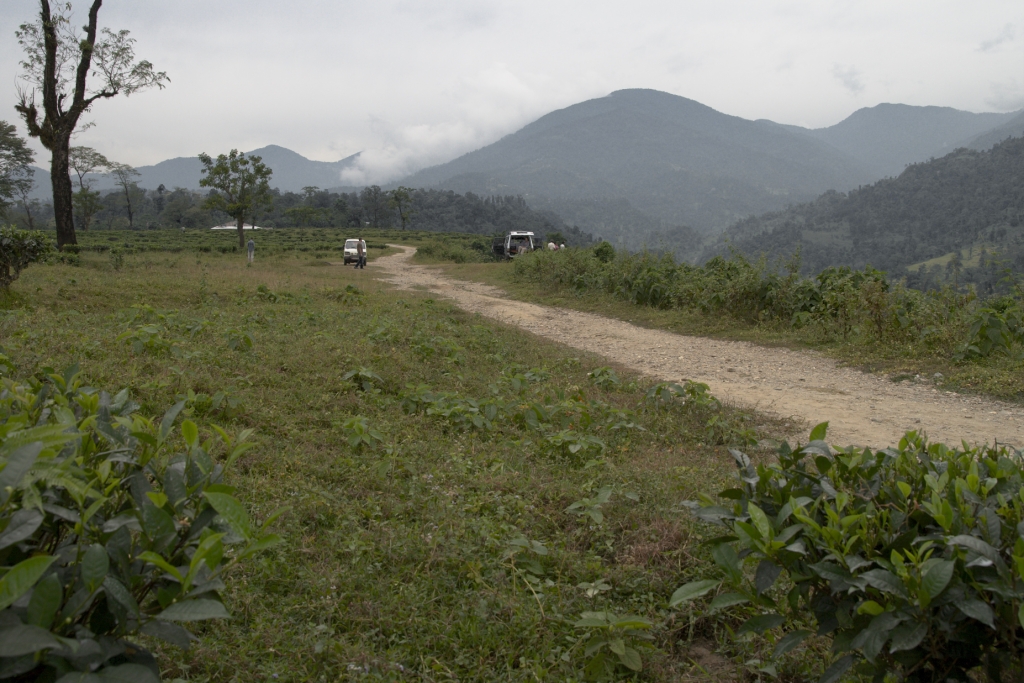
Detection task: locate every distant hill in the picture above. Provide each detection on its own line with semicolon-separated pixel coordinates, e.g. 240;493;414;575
400;89;878;236
27;145;359;198
399;90;1020;239
706;136;1024;281
800;103;1020;177
965;110;1024;151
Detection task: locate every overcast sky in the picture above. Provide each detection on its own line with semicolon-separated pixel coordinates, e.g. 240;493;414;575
1;0;1021;184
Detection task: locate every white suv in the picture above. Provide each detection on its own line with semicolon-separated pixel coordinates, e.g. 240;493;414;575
343;239;366;265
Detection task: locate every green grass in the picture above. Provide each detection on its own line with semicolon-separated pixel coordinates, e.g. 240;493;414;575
437;260;1024;403
0;244;829;681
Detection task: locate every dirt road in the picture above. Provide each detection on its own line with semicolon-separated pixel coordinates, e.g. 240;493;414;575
371;246;1024;449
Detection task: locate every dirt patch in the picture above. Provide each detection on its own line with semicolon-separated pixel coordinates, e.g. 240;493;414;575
370;246;1024;450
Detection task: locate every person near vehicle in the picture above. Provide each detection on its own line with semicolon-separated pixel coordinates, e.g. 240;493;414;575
547;241;557;250
246;238;255;264
559;243;566;250
356;237;366;269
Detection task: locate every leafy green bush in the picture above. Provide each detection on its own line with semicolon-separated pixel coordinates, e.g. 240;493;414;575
0;226;52;289
674;424;1024;682
0;366;284;681
955;306;1024;360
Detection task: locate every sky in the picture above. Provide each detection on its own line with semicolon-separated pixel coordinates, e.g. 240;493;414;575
1;0;1022;185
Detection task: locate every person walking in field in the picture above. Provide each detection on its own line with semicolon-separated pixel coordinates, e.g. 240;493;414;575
246;238;256;264
356;237;366;269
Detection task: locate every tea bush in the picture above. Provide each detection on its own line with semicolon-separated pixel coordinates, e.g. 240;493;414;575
0;226;52;289
674;424;1024;682
512;247;1007;360
0;366;283;681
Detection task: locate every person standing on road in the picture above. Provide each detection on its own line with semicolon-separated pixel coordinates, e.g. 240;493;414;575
246;238;255;264
357;237;366;269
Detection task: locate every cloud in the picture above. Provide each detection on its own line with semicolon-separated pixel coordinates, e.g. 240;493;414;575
339;62;554;185
978;24;1015;52
831;64;864;94
985;79;1024;112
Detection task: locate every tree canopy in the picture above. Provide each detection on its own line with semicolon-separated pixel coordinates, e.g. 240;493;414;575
0;121;35;219
199;150;274;247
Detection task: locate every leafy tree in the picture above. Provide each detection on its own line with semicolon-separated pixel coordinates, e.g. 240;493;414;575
0;225;52;289
69;145;108;230
108;161;141;229
0;121;35;220
388;186;414;229
198;150;274;248
12;167;39;229
14;0;168;250
360;185;389;228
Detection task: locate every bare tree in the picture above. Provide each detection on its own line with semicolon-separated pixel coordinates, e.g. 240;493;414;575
108;162;140;229
14;1;168;249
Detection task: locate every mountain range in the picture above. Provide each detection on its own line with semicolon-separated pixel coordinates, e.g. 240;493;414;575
399;89;1021;238
24;89;1022;240
28;145;360;199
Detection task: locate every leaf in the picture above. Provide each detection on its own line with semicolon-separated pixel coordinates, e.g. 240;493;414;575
861;568;907;597
204;492;253;540
709;592;749;612
773;630;811;657
27;572;63;629
857;600;885;616
96;663;161;683
156;598;230;622
102;576;140;619
737;613;785;635
957;599;995;628
617;646;643;672
142;620;195;649
81;544;109;592
755;560;782;594
0;623;62;657
669;579;720;607
889;621;927;653
818;655;855;683
0;509;43;550
137;551;184;582
181;419;199;448
747;503;772;540
159;400;186;444
809;422;829;442
920;559;954;600
608;638;625;655
0;555;56;611
712;543;741;580
0;442;43;503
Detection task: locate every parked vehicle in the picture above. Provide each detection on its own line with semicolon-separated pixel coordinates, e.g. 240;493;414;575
492;231;537;260
343;239;366;265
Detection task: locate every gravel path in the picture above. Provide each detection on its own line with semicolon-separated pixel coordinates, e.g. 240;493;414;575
370;246;1024;450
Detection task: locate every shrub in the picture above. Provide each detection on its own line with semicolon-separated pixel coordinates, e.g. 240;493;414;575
674;424;1024;682
0;367;284;680
592;241;615;263
0;226;52;289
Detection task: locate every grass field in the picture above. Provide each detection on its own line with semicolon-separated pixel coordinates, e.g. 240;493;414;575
437;260;1024;403
0;241;838;681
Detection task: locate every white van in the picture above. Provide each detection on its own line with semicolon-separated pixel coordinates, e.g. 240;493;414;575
343;239;366;265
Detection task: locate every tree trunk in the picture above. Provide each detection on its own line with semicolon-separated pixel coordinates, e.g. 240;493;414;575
124;187;134;229
50;137;76;249
236;214;246;249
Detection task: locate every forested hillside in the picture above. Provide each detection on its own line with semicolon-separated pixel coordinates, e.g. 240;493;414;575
709;136;1024;292
401;89;876;236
